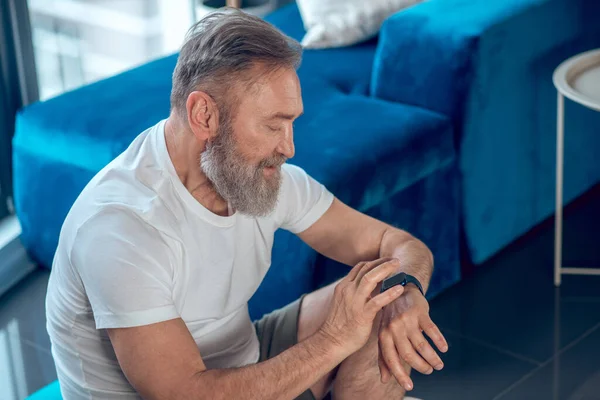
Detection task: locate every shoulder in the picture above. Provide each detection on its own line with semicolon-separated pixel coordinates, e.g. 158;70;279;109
71;121;173;228
70;206;168;257
68;205;179;276
65;171;177;244
271;163;333;232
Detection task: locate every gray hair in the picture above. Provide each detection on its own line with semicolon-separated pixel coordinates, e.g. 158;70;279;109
170;8;303;120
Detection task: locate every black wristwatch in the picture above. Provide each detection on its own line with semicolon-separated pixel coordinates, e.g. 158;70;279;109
380;272;425;296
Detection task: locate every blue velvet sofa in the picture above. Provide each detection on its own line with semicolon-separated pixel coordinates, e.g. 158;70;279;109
17;0;600;398
14;2;460;321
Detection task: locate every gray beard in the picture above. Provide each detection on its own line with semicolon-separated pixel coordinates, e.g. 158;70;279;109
200;122;285;217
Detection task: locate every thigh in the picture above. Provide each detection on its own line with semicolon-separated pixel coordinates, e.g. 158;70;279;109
297;279;342;400
253;296;318;400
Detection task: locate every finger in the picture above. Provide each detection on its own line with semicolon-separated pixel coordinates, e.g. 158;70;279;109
395;329;433;375
378;317;392;384
421;315;449;353
354;257;396;287
357;259;401;299
346;261;368;282
380;333;413;391
378;342;392;384
365;285;404;315
408;330;444;371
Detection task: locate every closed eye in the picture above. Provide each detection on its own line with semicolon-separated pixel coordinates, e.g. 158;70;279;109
267;125;282;132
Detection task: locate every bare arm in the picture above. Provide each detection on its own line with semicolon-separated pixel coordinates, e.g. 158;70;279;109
299;198;434;290
108;318;345;400
378;227;433;292
299;197;446;391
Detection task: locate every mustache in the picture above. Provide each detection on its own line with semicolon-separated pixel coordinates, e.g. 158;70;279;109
258;155;287;169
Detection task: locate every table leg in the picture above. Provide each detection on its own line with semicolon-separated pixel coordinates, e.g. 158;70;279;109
552;287;561;399
554;93;564;287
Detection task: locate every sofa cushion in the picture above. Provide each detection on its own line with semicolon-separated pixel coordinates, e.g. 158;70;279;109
266;2;377;96
294;0;422;49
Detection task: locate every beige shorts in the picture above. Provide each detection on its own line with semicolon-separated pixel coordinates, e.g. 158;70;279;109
253;295;320;400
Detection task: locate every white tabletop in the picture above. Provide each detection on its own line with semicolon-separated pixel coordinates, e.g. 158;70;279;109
553;48;600;112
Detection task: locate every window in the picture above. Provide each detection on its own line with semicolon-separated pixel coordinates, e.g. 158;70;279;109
26;0;286;99
28;0;194;100
0;0;196;219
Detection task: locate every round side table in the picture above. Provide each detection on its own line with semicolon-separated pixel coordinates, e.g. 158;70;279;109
552;48;600;286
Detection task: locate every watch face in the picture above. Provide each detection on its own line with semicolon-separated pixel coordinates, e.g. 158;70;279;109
381;272;408;293
398;272;408;285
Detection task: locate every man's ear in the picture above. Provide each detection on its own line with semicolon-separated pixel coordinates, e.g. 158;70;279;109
186;91;219;142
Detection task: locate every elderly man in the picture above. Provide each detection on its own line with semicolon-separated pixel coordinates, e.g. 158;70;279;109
46;8;447;400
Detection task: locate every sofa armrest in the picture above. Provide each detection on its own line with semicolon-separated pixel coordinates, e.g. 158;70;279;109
370;0;597;120
370;0;600;265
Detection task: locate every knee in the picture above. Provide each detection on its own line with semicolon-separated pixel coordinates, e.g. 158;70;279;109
332;365;406;400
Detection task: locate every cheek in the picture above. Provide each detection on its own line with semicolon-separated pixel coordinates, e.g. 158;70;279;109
229;128;258;161
241;129;279;162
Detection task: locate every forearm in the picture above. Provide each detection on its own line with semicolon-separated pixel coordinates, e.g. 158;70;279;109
379;228;434;293
194;330;346;400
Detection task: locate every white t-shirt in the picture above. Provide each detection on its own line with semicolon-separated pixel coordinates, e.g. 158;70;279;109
45;119;334;399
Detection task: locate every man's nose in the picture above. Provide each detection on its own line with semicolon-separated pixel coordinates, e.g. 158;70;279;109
277;127;295;159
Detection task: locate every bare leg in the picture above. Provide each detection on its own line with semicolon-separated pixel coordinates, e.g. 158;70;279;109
297;281;340;399
298;279;409;400
332;311;408;399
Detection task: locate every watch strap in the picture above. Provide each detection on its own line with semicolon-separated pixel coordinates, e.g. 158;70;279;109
380;272;424;296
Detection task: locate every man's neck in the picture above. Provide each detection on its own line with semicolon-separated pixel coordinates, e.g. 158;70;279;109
163;116;232;217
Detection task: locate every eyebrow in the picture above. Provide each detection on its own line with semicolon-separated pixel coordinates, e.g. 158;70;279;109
268;111;304;120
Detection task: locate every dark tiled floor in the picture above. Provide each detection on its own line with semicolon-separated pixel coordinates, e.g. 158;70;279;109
410;189;600;400
1;189;600;400
410;330;538;399
495;327;600;400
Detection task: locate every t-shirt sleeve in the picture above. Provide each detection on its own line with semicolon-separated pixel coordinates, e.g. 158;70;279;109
276;164;334;234
71;208;180;330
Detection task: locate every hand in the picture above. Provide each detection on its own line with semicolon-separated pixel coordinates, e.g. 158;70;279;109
377;286;448;392
319;258;406;355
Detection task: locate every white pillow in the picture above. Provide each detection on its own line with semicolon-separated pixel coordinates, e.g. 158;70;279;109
296;0;423;49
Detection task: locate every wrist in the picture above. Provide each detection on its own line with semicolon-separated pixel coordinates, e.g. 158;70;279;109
404;283;423;295
313;327;352;361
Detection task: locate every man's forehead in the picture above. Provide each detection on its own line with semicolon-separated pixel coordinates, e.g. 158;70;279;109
246;70;303;117
256;68;300;96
